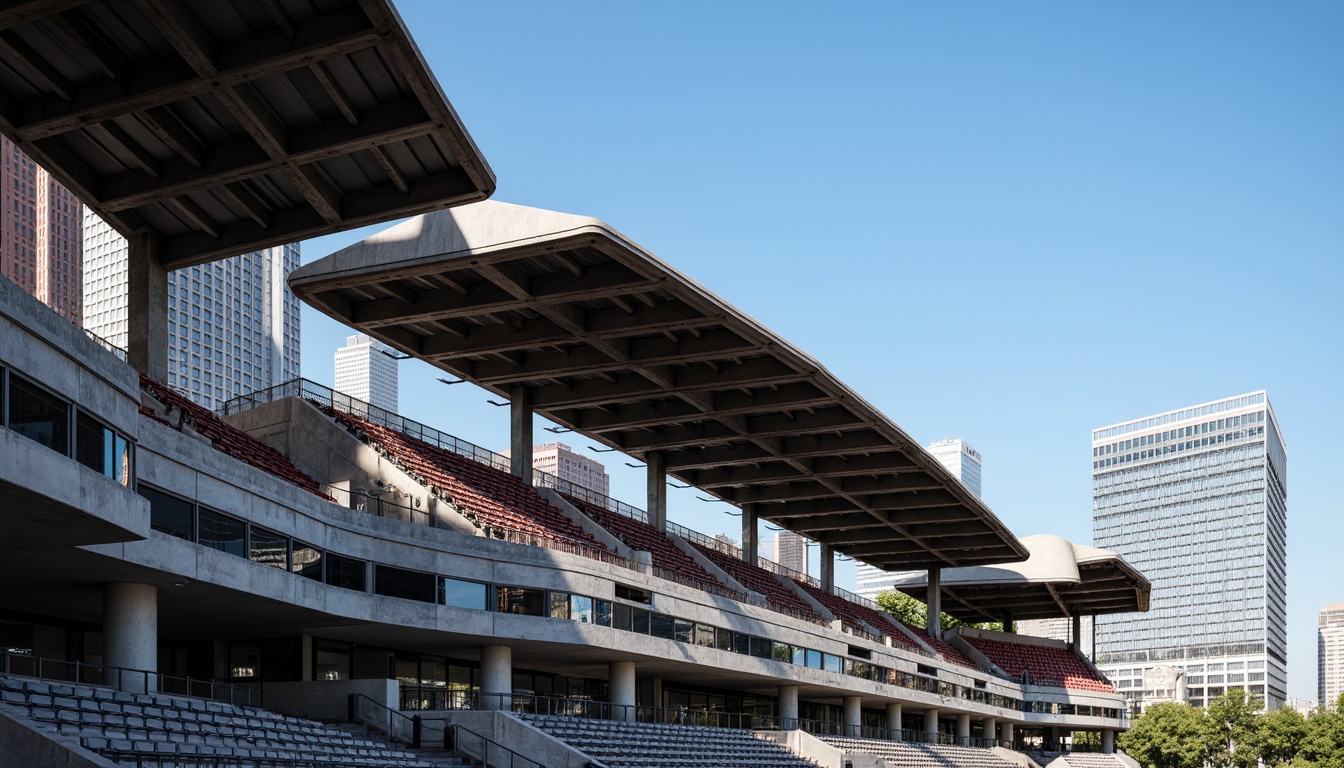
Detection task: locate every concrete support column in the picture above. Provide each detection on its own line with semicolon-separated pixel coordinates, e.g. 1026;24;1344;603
103;583;158;693
508;386;533;484
778;685;799;729
926;568;942;640
886;702;903;741
608;661;636;722
126;236;168;380
740;504;758;565
1102;729;1115;754
842;696;861;736
1001;721;1015;745
956;713;971;746
480;645;512;710
646;451;667;532
982;717;997;747
1002;609;1014;634
923;709;939;742
1072;615;1082;648
819;543;835;592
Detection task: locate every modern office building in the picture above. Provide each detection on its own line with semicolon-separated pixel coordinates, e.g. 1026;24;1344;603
0;135;82;326
83;215;301;410
855;438;983;600
772;531;808;575
334;334;399;413
503;442;610;496
1017;616;1095;658
1320;603;1344;709
1092;392;1288;711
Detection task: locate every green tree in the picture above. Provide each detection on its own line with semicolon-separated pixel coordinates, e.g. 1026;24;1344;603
1301;698;1344;768
1118;702;1207;768
874;589;1007;632
1258;705;1309;767
1204;691;1262;768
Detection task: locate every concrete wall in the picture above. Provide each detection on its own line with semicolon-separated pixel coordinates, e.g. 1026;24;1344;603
756;728;846;768
0;709;119;768
263;678;398;723
437;710;598;768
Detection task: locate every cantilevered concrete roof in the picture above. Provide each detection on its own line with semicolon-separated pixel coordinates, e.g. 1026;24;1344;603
290;201;1031;570
890;535;1151;622
0;0;494;269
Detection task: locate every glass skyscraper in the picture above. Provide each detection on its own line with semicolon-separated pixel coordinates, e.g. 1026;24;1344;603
1092;392;1287;710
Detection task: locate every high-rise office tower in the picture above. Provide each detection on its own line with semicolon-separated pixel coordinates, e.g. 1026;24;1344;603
772;530;808;574
1092;392;1287;711
82;215;300;410
1320;603;1344;710
855;438;983;600
335;333;399;412
508;442;610;496
1;136;82;325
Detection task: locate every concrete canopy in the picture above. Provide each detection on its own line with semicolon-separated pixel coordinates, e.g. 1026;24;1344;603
0;0;494;269
290;201;1031;571
888;534;1151;622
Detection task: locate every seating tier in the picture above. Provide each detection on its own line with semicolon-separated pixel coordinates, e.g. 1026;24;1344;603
687;543;825;622
519;713;819;768
959;635;1113;692
820;735;1017;768
560;494;727;591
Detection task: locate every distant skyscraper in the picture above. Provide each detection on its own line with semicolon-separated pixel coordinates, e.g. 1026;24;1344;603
82;215;300;410
511;443;610;496
855;438;983;600
1;136;82;325
1320;603;1344;709
1092;392;1287;711
1016;616;1095;658
335;334;399;412
771;531;808;575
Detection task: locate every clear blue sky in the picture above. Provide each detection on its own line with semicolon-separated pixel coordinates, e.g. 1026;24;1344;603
298;1;1344;701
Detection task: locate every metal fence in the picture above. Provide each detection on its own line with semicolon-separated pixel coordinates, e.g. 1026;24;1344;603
1;650;261;708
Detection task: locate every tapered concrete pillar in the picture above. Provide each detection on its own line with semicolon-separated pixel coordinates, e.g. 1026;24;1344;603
956;713;971;746
480;645;512;710
819;543;835;592
923;709;939;742
103;583;157;693
1002;609;1014;634
842;696;861;736
126;236;168;380
740;504;758;565
1072;615;1082;648
509;386;533;484
1001;721;1015;744
1102;729;1115;754
926;568;942;640
646;451;667;531
609;661;636;722
778;685;799;729
886;702;903;741
982;717;997;746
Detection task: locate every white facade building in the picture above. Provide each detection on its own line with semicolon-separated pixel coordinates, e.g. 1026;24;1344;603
1093;392;1288;711
334;333;398;412
771;530;808;575
855;438;983;600
1017;616;1095;658
82;214;300;410
522;442;610;496
1320;603;1344;710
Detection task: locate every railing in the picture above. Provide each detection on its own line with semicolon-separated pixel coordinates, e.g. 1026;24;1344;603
1;650;261;708
538;474;648;524
83;328;128;361
650;564;749;601
326;485;434;527
405;690;769;732
349;693;438;749
100;753;420;768
447;723;547;768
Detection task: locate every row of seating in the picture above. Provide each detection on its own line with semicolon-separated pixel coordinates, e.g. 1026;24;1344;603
0;674;430;767
326;408;605;550
790;580;929;654
560;493;729;591
958;636;1113;692
140;376;328;498
819;735;1017;768
518;713;820;768
688;542;826;622
1063;753;1126;767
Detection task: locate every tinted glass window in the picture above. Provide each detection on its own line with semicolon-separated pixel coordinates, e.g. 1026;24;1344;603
198;508;246;557
612;602;632;632
734;632;752;655
9;377;68;454
325;553;366;591
292;543;322;581
138;486;193;539
375;565;437;603
716;627;733;651
549;592;570;620
250;527;289;570
496;586;546;616
570;595;593;623
594;599;612;627
751;637;772;658
650;614;675;640
442;578;487;610
631;608;650;635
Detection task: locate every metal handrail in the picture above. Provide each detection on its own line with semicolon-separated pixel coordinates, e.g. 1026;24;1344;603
99;751;418;768
447;722;549;768
349;693;430;749
1;650;261;708
327;485;433;527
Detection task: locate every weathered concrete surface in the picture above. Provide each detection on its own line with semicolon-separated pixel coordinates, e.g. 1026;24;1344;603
264;678;398;722
756;728;846;768
0;708;119;768
438;710;597;768
539;487;632;558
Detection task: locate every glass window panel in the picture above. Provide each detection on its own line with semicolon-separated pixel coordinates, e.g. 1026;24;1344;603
805;649;822;669
292;542;322;581
325;553;366;591
138;486;193;540
75;411;113;477
250;527;289;570
9;377;69;454
570;595;593;624
695;624;716;647
496;586;546;616
442;578;487;610
314;641;350;681
631;609;650;635
823;654;842;674
612;602;632;632
549;592;570;620
375;565;437;603
198;508;246;557
594;599;612;627
716;627;733;651
650;614;675;640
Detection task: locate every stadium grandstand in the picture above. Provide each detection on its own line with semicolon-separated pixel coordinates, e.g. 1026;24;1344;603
0;2;1148;767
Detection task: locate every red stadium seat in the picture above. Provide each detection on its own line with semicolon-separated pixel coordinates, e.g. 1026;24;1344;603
960;635;1114;692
